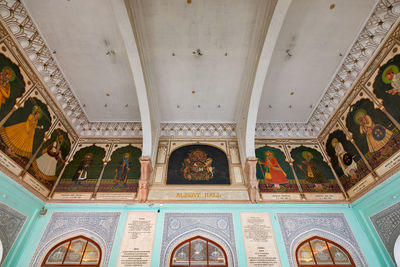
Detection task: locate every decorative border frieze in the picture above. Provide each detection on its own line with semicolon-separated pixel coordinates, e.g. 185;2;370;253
160;123;236;138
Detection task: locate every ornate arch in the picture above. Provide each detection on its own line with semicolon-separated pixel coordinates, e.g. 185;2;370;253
41;235;101;266
29;212;120;267
169;235;228;266
290;229;365;267
33;229;106;267
295;235;356;266
160;213;238;267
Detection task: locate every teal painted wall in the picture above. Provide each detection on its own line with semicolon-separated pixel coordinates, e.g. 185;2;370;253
351;171;400;267
2;171;399;266
0;172;44;267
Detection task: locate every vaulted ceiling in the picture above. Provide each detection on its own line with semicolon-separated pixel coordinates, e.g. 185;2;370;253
1;0;399;158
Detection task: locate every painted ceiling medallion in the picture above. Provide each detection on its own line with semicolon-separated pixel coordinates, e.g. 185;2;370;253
0;0;398;138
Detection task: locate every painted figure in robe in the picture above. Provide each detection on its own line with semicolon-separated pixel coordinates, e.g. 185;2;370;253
383;65;400;96
355;109;392;153
332;138;358;181
35;133;64;178
72;153;93;182
113;152;132;187
258;150;288;189
0;105;43;157
0;67;14;109
297;151;327;189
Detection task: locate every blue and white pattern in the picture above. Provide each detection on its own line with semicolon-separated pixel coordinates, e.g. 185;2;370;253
160;213;238;267
30;212;120;267
277;213;367;267
0;202;26;265
370;201;400;263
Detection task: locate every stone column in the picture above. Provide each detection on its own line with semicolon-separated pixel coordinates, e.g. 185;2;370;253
245;158;259;203
137;157;152;203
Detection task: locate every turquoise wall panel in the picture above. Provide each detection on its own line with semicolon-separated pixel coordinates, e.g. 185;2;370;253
1;171;398;266
0;172;43;267
352;171;400;267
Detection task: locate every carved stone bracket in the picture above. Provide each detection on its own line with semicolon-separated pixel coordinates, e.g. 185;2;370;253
244;157;260;203
137;157;153;203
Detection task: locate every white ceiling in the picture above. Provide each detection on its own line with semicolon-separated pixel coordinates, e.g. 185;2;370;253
14;0;389;138
23;0;141;122
129;0;277;123
257;0;376;123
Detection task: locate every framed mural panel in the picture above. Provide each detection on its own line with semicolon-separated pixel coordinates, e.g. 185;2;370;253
0;89;54;178
23;121;73;197
148;140;248;202
289;144;344;201
366;43;400;125
0;44;35;175
96;143;142;200
166;144;230;185
255;144;301;201
53;143;109;200
343;93;400;177
323;126;373;198
0;41;34;122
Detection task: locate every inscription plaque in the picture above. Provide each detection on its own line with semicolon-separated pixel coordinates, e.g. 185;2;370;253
240;212;281;267
117;212;157;267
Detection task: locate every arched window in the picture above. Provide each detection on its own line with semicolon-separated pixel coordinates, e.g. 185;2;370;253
296;236;355;266
41;236;101;266
170;236;228;266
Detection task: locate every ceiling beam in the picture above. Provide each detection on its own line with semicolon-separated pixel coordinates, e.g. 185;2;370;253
237;0;291;161
110;0;160;160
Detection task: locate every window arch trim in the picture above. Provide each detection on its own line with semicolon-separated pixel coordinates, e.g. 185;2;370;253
169;235;228;267
41;235;102;267
295;236;356;267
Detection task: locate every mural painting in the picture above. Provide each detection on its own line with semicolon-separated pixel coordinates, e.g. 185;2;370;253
372;53;400;123
290;146;341;194
255;146;299;194
325;130;371;192
27;128;71;190
0;96;51;169
55;145;106;194
0;53;26;121
345;98;400;170
98;145;141;193
167;144;230;184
